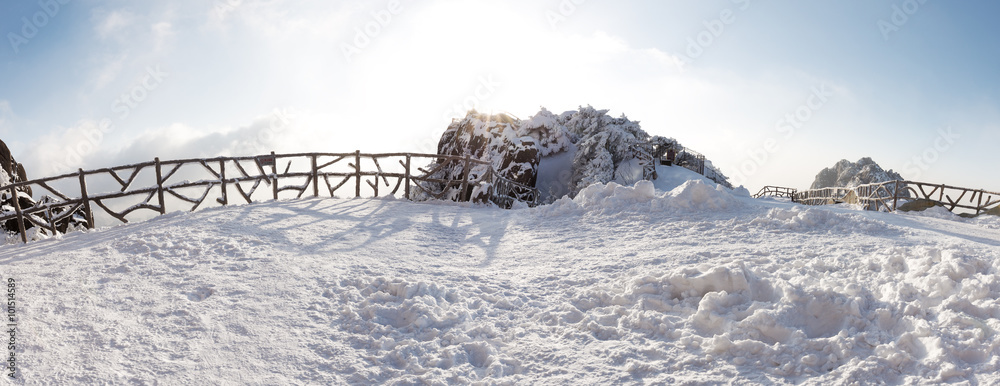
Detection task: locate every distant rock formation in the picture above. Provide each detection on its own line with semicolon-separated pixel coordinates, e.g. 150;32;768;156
810;157;903;189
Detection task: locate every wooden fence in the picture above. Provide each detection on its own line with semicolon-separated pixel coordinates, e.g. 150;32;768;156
792;180;1000;215
629;142;658;181
753;186;798;199
0;151;539;243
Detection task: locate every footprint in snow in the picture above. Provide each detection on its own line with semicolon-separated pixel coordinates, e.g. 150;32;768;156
186;286;215;301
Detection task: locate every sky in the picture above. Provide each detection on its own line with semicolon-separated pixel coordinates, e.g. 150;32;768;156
1;0;998;193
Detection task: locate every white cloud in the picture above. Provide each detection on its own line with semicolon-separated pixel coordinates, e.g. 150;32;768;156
151;22;175;52
94;9;135;40
90;54;129;91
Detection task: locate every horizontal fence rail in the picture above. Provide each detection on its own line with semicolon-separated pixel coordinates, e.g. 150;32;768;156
790;180;1000;215
0;151;539;243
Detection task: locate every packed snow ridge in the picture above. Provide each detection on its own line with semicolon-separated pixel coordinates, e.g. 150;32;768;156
4;162;1000;384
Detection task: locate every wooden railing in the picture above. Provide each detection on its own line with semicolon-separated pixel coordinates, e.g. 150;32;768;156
753;186;798;199
0;151;539;243
792;180;1000;215
629;142;658;181
793;186;855;206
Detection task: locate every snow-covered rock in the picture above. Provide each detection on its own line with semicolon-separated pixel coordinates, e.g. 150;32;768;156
810;157;904;189
0;138;30;194
432;111;539;206
433;107;733;205
0;138;88;237
516;107;571;157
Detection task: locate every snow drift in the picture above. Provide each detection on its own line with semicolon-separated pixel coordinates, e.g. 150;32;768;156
2;176;999;384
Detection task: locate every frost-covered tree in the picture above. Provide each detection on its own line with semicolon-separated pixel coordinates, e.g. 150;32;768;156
516;107;571;157
561;106;650;194
649;135;680;160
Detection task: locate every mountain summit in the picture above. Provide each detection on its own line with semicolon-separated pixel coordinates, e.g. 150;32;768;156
810;157;903;189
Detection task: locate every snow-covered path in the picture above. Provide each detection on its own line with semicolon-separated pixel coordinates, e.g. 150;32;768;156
2;179;1000;384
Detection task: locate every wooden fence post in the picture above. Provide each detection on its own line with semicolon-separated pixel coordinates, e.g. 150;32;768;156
44;207;56;236
9;186;27;243
155;157;166;215
460;155;471;201
79;169;95;229
219;159;228;206
404;155;411;200
311;155;319;198
977;192;983;216
485;167;495;204
892;180;900;212
355;150;362;198
271;151;279;201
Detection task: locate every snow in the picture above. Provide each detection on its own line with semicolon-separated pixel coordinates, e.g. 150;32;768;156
3;176;1000;384
517;107;571;157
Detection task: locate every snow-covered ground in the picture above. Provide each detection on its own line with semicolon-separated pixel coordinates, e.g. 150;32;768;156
3;165;1000;384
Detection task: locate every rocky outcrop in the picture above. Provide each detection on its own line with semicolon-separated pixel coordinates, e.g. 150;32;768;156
0;138;87;238
810;158;903;189
0;138;30;195
433;111;540;206
430;106;734;206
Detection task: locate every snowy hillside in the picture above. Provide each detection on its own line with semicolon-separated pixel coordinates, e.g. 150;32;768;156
2;166;1000;384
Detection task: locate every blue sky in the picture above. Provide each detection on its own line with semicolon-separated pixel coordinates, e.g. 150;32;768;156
1;0;998;192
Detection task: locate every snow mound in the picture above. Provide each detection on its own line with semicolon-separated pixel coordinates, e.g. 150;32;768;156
561;248;1000;382
557;263;880;378
661;180;744;212
650;163;716;192
538;180;743;216
750;206;898;235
